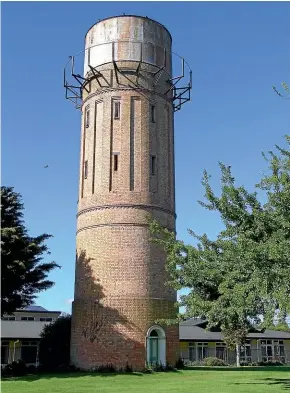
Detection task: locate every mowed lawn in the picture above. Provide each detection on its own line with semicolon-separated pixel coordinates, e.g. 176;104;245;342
2;367;290;393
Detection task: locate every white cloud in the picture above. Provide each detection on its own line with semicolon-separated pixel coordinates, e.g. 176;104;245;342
65;298;74;304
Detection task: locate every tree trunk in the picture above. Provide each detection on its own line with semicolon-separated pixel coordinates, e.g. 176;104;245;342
236;344;241;367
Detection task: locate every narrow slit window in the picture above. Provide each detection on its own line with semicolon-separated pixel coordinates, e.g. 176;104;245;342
151;105;156;123
85;109;90;128
113;154;119;171
151;155;156;176
114;101;120;120
84;160;88;179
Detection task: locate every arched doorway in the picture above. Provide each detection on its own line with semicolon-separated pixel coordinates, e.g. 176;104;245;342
146;326;166;365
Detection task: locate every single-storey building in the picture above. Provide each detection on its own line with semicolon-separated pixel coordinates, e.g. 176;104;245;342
2;308;290;366
179;318;290;364
1;305;61;365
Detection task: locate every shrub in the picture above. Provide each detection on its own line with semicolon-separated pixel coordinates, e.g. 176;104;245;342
257;360;283;366
10;360;28;376
240;361;258;367
165;362;177;372
91;364;116;373
190;360;203;366
144;363;154;373
56;364;71;373
154;362;167;372
37;363;79;374
175;357;185;369
202;357;228;366
143;362;176;373
125;363;133;373
1;363;12;377
27;364;37;374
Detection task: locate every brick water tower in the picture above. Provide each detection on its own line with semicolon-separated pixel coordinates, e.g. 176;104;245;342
64;15;191;370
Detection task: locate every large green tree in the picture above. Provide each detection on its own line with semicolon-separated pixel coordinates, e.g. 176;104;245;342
1;186;60;315
39;314;71;371
150;136;290;366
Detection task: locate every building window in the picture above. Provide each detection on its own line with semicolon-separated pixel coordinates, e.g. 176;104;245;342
114;101;120;120
21;316;35;321
85;109;90;128
240;340;252;362
21;344;37;363
40;317;53;322
197;342;208;361
260;340;285;363
151;105;155;123
150;155;156;176
188;343;195;361
189;343;208;362
2;316;16;321
21;341;38;346
216;342;227;362
113;154;119;172
1;343;9;365
84;160;88;179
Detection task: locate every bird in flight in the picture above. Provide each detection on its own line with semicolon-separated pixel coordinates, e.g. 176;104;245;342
44;165;49;168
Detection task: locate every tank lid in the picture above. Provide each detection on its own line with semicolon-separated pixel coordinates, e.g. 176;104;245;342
85;14;172;42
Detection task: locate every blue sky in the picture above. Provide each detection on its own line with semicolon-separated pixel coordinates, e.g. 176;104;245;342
2;2;290;313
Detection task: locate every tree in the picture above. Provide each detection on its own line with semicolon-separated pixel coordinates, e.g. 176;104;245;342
150;136;290;367
257;135;290;323
265;323;290;333
39;314;71;371
1;186;60;315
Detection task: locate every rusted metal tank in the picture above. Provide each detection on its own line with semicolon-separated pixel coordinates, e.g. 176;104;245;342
84;15;172;77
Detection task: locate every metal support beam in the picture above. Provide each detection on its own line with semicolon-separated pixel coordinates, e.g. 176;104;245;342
64;45;192;111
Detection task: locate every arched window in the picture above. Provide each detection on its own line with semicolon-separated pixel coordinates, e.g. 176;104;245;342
150;329;158;337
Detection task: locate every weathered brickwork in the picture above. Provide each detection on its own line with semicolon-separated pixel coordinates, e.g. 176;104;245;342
71;16;179;370
71;298;179;370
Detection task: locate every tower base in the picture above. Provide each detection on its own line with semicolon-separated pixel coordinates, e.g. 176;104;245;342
70;298;179;371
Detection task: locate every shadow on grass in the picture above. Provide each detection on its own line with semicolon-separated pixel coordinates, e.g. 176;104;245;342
1;372;146;382
185;366;290;372
2;370;182;382
234;378;290;390
263;378;290;390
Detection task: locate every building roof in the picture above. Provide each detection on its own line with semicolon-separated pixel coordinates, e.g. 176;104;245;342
179;318;206;326
16;305;60;314
179;319;290;341
21;305;48;312
247;330;290;339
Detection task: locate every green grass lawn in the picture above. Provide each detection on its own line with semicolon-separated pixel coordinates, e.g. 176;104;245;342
2;367;290;393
